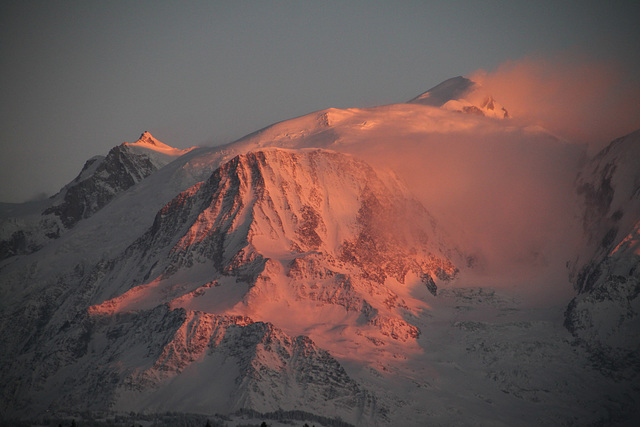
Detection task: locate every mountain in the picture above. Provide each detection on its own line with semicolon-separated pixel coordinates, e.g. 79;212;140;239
88;149;458;344
1;78;639;425
0;132;194;260
0;148;458;424
407;76;510;119
565;129;640;373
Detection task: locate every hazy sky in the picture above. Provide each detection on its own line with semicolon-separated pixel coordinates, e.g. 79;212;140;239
1;0;639;202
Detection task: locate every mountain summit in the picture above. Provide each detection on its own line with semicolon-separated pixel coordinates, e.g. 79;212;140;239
408;76;510;119
124;131;194;157
408;76;476;107
0;132;194;260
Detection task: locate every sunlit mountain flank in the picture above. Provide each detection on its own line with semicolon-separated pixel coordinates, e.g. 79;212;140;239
1;77;639;426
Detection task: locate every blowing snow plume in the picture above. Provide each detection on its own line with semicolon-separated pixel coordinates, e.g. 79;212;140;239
468;55;640;148
348;115;586;301
346;57;640;300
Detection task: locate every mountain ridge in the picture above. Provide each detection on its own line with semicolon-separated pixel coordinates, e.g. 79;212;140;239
407;75;510;119
0;132;194;261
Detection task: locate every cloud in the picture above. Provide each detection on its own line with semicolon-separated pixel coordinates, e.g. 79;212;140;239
331;107;584;300
468;54;640;148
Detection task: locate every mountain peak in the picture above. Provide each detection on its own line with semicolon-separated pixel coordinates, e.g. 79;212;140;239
137;131;161;146
408;76;476;107
126;131;170;149
408;76;510;119
124;131;195;156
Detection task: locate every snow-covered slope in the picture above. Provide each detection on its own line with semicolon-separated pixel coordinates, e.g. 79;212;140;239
88;149;458;351
1;148;458;424
1;77;640;425
408;76;510;119
0;132;194;260
44;132;193;228
565;129;640;373
8;305;376;423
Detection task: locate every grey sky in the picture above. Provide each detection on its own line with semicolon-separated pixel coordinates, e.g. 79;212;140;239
1;0;639;202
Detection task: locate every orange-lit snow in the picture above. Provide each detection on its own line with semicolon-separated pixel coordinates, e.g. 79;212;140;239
88;146;458;367
469;55;640;146
124;131;196;157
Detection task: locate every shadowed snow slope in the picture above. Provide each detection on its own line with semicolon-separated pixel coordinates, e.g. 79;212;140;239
566;129;640;374
0;132;194;260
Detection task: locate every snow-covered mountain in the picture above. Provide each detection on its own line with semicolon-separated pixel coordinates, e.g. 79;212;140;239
0;132;194;260
0;148;457;424
408;76;510;119
565;129;640;373
1;78;639;426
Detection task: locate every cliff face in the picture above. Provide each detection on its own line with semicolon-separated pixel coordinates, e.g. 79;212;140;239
1;148;459;424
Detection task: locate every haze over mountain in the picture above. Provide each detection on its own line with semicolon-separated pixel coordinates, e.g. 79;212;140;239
1;76;639;426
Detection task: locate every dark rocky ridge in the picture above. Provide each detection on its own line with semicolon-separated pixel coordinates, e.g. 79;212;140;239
0;134;183;261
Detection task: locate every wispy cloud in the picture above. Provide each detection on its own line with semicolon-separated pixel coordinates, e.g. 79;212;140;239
469;54;640;147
